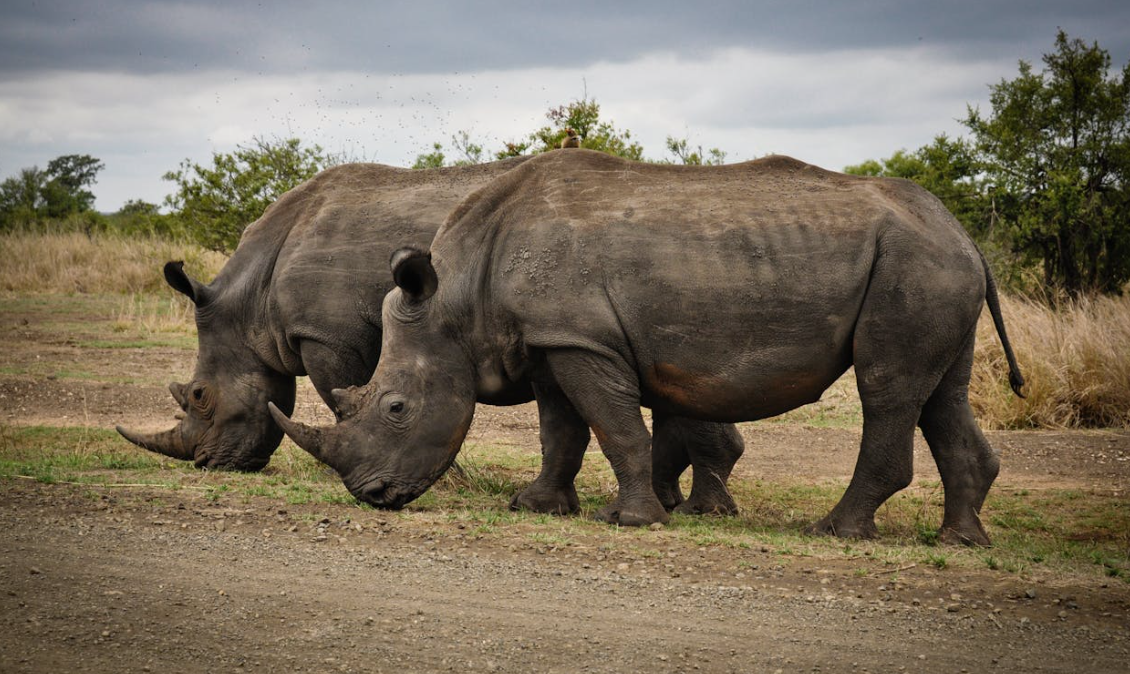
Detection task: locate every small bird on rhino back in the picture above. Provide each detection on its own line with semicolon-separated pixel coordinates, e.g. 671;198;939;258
560;128;581;148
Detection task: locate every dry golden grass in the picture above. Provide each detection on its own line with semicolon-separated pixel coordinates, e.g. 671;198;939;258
0;231;225;294
111;293;196;334
973;294;1130;429
1;232;1126;429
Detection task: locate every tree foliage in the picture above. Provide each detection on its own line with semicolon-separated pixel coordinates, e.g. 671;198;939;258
43;154;104;216
525;97;644;159
0;154;104;229
665;136;727;166
847;31;1130;296
413;131;486;169
844;135;991;238
964;30;1130;295
163;136;336;252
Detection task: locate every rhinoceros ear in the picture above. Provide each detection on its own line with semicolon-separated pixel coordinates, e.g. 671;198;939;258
163;261;209;305
390;247;438;303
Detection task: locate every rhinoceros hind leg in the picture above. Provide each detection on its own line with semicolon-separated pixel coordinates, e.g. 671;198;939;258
651;415;689;511
655;415;744;516
919;331;997;547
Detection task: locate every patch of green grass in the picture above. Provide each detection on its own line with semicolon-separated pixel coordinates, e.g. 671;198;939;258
0;293;115;316
2;421;1126;584
77;337;197;350
924;551;949;569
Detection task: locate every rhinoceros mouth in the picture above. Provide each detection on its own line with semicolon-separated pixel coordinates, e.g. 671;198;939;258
353;478;427;510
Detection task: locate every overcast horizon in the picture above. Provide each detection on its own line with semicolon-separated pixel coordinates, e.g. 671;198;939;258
2;1;1129;212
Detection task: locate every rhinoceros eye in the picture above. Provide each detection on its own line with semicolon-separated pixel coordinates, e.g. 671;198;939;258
189;383;215;416
389;401;405;414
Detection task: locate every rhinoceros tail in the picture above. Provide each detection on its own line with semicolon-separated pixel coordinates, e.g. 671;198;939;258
979;250;1025;398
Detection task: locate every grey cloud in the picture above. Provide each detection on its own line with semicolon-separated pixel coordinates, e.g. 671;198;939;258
3;0;1128;77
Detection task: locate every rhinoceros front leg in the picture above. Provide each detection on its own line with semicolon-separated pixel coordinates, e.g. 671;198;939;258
509;381;590;515
545;349;669;527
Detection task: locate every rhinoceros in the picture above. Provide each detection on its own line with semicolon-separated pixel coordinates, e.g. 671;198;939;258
271;149;1024;544
116;158;743;516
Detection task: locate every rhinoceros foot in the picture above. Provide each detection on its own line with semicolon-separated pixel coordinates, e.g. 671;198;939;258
805;513;879;540
653;480;684;512
509;483;580;515
595;494;670;527
938;519;992;547
673;490;738;517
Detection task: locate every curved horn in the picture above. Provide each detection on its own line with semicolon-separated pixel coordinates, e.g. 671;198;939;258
268;402;328;463
115;424;193;461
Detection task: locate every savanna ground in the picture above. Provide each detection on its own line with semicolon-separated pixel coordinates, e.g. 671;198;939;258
0;241;1128;672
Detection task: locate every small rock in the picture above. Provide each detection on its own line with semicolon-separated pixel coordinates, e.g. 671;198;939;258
1024;588;1037;599
648;522;664;531
28;567;41;575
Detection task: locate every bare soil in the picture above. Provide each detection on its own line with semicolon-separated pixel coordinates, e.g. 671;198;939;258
1;302;1129;672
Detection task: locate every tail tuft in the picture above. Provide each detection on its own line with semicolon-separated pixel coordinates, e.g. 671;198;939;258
1009;371;1026;399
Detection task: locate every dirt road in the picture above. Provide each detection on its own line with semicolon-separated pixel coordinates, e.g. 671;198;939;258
1;306;1129;672
2;479;1128;674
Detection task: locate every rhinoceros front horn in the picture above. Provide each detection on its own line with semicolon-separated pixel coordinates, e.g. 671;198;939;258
115;423;194;461
268;402;328;463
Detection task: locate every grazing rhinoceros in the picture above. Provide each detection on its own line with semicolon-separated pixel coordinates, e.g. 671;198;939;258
271;149;1024;544
116;158;743;516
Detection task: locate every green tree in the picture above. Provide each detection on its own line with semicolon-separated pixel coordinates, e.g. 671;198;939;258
43;154;104;216
0;167;48;228
844;135;990;238
164;136;336;252
526;97;644;159
106;199;183;238
412;131;486;169
665;136;727;166
412;142;447;169
964;30;1130;295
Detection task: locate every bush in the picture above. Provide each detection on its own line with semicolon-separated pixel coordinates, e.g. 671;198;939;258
972;294;1130;428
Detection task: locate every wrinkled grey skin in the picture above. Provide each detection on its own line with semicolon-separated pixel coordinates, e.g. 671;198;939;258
274;149;1025;543
117;158;743;514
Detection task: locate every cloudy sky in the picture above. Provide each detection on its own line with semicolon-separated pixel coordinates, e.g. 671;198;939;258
2;1;1129;211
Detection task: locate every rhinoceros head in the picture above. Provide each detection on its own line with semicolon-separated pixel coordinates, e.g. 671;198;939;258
270;247;476;508
116;261;296;471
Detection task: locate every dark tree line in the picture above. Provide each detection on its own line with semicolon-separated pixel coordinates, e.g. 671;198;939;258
0;154;104;226
848;30;1130;297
